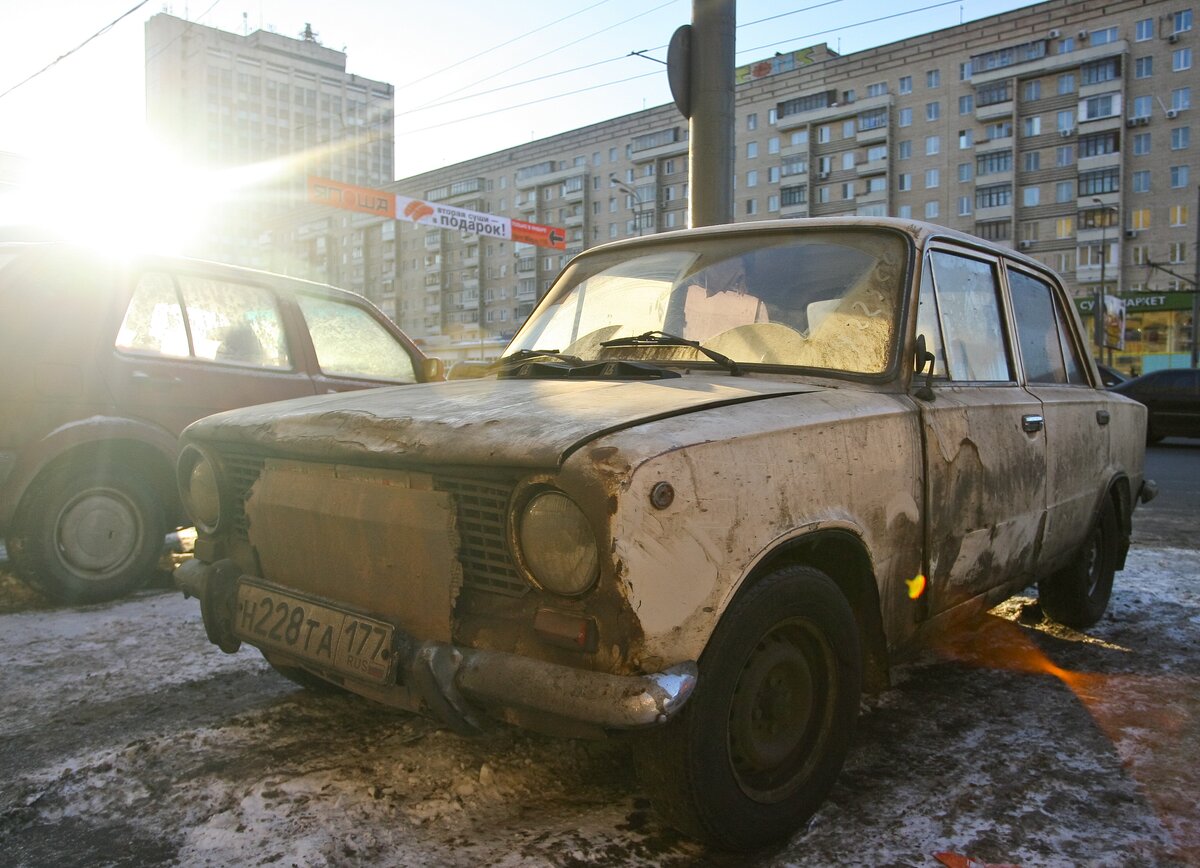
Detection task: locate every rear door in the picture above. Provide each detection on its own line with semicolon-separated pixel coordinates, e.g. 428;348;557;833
1006;264;1110;572
105;269;317;437
915;246;1047;614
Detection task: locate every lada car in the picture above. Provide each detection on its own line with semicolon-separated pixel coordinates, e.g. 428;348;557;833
174;218;1153;849
0;242;440;604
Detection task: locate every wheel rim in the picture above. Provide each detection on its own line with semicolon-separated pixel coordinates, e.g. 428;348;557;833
54;487;145;579
1083;524;1103;597
727;618;836;803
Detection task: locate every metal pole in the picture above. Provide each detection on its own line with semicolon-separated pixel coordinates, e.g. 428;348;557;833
610;176;646;235
1192;184;1199;368
688;0;735;228
1094;201;1106;358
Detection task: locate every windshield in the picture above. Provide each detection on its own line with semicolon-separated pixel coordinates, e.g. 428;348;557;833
506;228;909;375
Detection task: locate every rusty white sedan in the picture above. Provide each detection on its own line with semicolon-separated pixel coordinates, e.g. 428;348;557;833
175;218;1154;850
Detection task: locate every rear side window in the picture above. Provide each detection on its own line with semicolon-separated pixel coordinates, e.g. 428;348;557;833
1008;268;1088;385
296;295;416;382
116;271;291;369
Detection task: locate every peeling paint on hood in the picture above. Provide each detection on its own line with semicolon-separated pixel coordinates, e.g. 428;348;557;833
184;376;824;468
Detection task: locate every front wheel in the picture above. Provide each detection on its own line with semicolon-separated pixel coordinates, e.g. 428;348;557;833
1040;498;1119;629
9;464;165;604
634;566;862;851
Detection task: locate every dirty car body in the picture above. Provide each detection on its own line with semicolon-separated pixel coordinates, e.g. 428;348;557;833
177;218;1151;850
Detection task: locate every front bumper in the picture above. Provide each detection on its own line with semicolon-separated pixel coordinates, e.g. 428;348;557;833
175;558;697;734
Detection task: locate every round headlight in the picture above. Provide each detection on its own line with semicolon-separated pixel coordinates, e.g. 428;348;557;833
179;447;221;531
517;491;599;596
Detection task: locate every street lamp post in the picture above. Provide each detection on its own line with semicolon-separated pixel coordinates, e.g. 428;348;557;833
610;175;648;236
1092;197;1118;363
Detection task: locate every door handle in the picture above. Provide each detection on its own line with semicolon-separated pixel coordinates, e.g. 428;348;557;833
1096;409;1111;426
1022;414;1044;433
130;370;182;385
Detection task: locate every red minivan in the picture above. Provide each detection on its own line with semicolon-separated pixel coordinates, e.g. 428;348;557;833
0;242;441;603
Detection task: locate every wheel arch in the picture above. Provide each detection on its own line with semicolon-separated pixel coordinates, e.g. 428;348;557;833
1105;472;1132;570
735;528;890;693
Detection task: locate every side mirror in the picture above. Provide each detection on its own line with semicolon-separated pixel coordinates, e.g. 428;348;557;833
422;357;446;382
447;360;493;380
913;334;936;402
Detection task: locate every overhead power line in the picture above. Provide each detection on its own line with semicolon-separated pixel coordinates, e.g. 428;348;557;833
0;0;151;101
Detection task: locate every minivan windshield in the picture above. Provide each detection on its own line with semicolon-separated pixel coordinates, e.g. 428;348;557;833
505;228;909;374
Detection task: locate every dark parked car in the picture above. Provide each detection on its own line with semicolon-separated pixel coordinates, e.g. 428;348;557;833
1112;367;1200;442
175;218;1152;849
0;242;441;603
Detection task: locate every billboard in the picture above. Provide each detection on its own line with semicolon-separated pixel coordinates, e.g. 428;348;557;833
308;177;566;250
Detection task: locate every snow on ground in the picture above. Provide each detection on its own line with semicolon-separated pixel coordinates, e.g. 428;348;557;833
0;546;1197;866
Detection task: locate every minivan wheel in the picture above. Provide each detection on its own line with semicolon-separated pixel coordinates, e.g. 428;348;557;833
1040;498;1119;629
633;566;862;851
10;464;165;604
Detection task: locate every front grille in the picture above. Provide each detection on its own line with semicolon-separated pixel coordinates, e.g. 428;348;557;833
213;449;527;598
435;477;528;597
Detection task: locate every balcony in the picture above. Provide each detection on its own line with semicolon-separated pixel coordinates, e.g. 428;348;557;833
516;257;536;274
855;121;888;145
777;93;891;132
976;135;1014;153
975;204;1014;221
631;138;688;163
1078;191;1119;210
462;277;479;292
975;169;1014;185
564;211;585;227
425;302;441;314
516;165;590;190
856;157;887;176
1078;151;1121;173
971;40;1128;86
779;201;809;218
858;187;887;205
780;142;809;158
976;100;1014;121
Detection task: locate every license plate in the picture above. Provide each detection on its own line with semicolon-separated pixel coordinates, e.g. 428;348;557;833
234;580;396;685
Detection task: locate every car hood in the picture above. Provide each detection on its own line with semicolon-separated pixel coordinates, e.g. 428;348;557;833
185;376;823;468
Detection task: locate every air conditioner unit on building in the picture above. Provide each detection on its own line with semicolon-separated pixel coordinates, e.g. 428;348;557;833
1125;229;1139;239
1166;109;1179;119
1078;29;1089;40
1048;29;1061;39
1019;239;1033;249
1137;116;1150;126
818;171;830;179
1169;33;1180;43
1060;127;1075;137
1126;117;1139;127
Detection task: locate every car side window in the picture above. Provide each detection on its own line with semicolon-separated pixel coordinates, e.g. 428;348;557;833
296;295;416;382
116;272;190;357
1008;269;1070;384
178;275;291;369
915;257;948;377
929;251;1012;382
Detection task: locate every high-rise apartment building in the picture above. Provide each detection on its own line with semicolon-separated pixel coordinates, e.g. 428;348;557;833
145;13;394;268
267;0;1197;369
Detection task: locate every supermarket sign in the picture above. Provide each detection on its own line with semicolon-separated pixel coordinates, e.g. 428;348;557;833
308;177;566;250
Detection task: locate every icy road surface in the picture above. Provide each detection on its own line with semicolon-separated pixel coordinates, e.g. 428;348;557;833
0;546;1197;867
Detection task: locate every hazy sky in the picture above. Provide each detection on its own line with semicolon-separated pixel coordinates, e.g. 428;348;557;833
2;0;1038;179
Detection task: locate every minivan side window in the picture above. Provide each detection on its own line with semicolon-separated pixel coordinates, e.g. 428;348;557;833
296;295;416;382
929;251;1012;382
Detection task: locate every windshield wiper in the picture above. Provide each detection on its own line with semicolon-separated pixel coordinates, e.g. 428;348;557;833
599;330;743;376
489;348;583;372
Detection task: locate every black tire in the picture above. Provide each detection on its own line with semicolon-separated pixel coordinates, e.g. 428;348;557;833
9;464;165;604
634;566;862;851
1040;498;1119;629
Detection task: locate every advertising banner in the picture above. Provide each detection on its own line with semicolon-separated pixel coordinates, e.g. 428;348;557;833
1104;293;1127;350
308;177;566;250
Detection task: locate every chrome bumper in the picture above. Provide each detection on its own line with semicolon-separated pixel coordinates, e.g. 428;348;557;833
176;558;697;734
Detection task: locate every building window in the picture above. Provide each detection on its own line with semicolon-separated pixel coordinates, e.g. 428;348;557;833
768;194;780;212
818;124;831;143
746;170;758;188
1078;168;1120;195
1057;110;1075;132
1090;27;1119;45
1082;58;1120;85
1057;73;1076;95
1023;116;1042;137
1079;130;1120;157
1131;208;1152;230
926;102;941;121
1133;95;1154;119
843;119;856;138
1171;165;1190;187
1056;181;1074;203
976;150;1013;175
1171;127;1191;149
768;166;780;183
958;196;972;216
842;152;856;171
977;82;1011;107
1135;57;1154;79
898;173;913;192
1023;151;1041;171
1135;18;1154;40
959;129;974;149
925;136;941;155
747;141;759;158
925;168;940;188
1174;10;1193;33
1175;48;1194;72
1024;80;1042;101
1171;87;1191;111
898;140;912;159
768;108;778;124
1082;94;1118;120
899;108;913;127
925;201;939;219
960;61;972;81
1056;145;1075;167
1170;205;1189;226
1022;185;1040;207
747;113;758;131
976;184;1012;208
959;94;974;114
1056;216;1074;238
867;81;888;97
746;198;758;216
926;69;941;88
767;136;780;154
1057;36;1075;54
842;182;855;200
958;162;973;182
899;75;912;94
1133;132;1151;155
898;205;913;218
1169;242;1187;263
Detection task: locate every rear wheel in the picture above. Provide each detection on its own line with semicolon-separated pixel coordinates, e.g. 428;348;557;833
1040;498;1119;629
10;464;165;604
634;566;862;851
